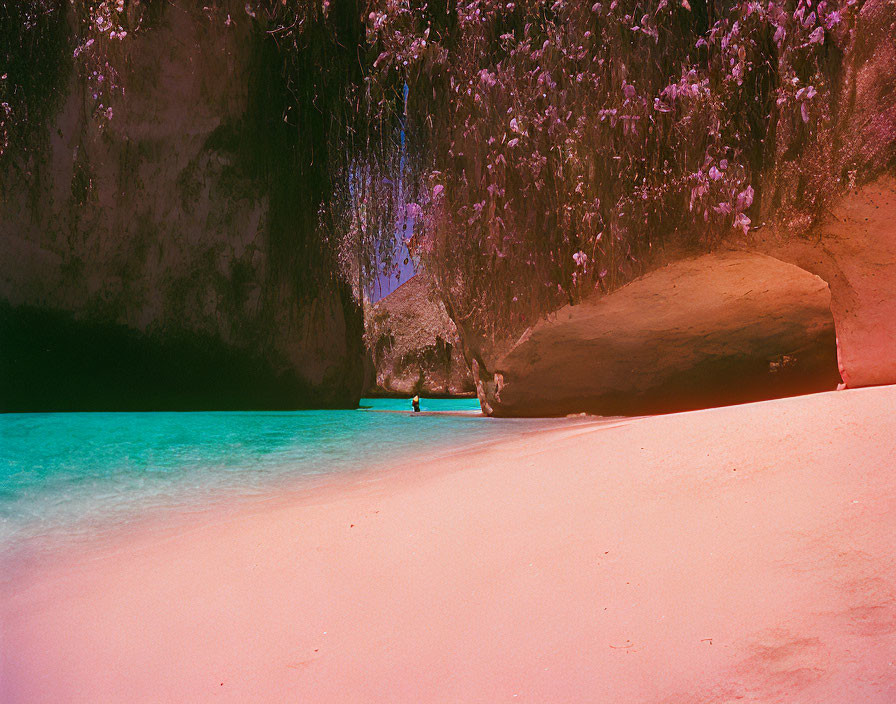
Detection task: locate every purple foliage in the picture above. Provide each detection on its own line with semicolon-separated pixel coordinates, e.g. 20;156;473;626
3;0;870;337
360;0;858;336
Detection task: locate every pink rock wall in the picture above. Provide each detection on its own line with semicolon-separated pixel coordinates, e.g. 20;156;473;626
475;252;840;417
758;176;896;389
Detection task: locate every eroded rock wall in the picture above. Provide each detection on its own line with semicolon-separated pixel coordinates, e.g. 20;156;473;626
464;173;896;418
476;252;840;417
754;176;896;389
0;3;364;410
452;0;895;417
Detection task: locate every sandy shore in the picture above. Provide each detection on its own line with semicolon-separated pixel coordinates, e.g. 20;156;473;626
2;386;895;703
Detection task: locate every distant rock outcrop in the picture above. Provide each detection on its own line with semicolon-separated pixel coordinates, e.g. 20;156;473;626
472;252;840;417
0;3;364;410
366;275;473;397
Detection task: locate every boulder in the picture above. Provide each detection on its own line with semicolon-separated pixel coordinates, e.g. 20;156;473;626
366;275;474;397
475;252;840;417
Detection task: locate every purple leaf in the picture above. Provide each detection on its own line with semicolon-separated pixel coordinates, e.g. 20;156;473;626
733;212;751;234
774;25;785;45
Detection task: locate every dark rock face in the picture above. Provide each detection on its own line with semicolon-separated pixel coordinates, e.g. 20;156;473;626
0;4;364;410
474;252;840;417
366;275;473;397
0;304;334;412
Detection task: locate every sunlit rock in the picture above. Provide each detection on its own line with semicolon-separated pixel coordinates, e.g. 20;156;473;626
474;252;840;417
756;177;896;390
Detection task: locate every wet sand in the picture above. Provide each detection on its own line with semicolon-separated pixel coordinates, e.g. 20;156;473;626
2;386;895;702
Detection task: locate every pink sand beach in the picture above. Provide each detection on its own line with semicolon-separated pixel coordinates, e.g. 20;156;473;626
2;386;895;703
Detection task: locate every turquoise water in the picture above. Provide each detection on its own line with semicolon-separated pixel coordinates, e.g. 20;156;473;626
0;398;555;559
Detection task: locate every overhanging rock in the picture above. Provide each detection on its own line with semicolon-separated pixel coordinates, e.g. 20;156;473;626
477;251;841;417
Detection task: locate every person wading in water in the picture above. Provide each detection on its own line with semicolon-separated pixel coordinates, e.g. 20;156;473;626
412;395;420;413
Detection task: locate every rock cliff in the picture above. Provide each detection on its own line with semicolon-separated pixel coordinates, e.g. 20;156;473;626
451;1;896;417
465;174;895;418
366;275;473;397
0;3;364;410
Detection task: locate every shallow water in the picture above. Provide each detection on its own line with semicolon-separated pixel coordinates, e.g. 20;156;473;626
0;398;556;559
